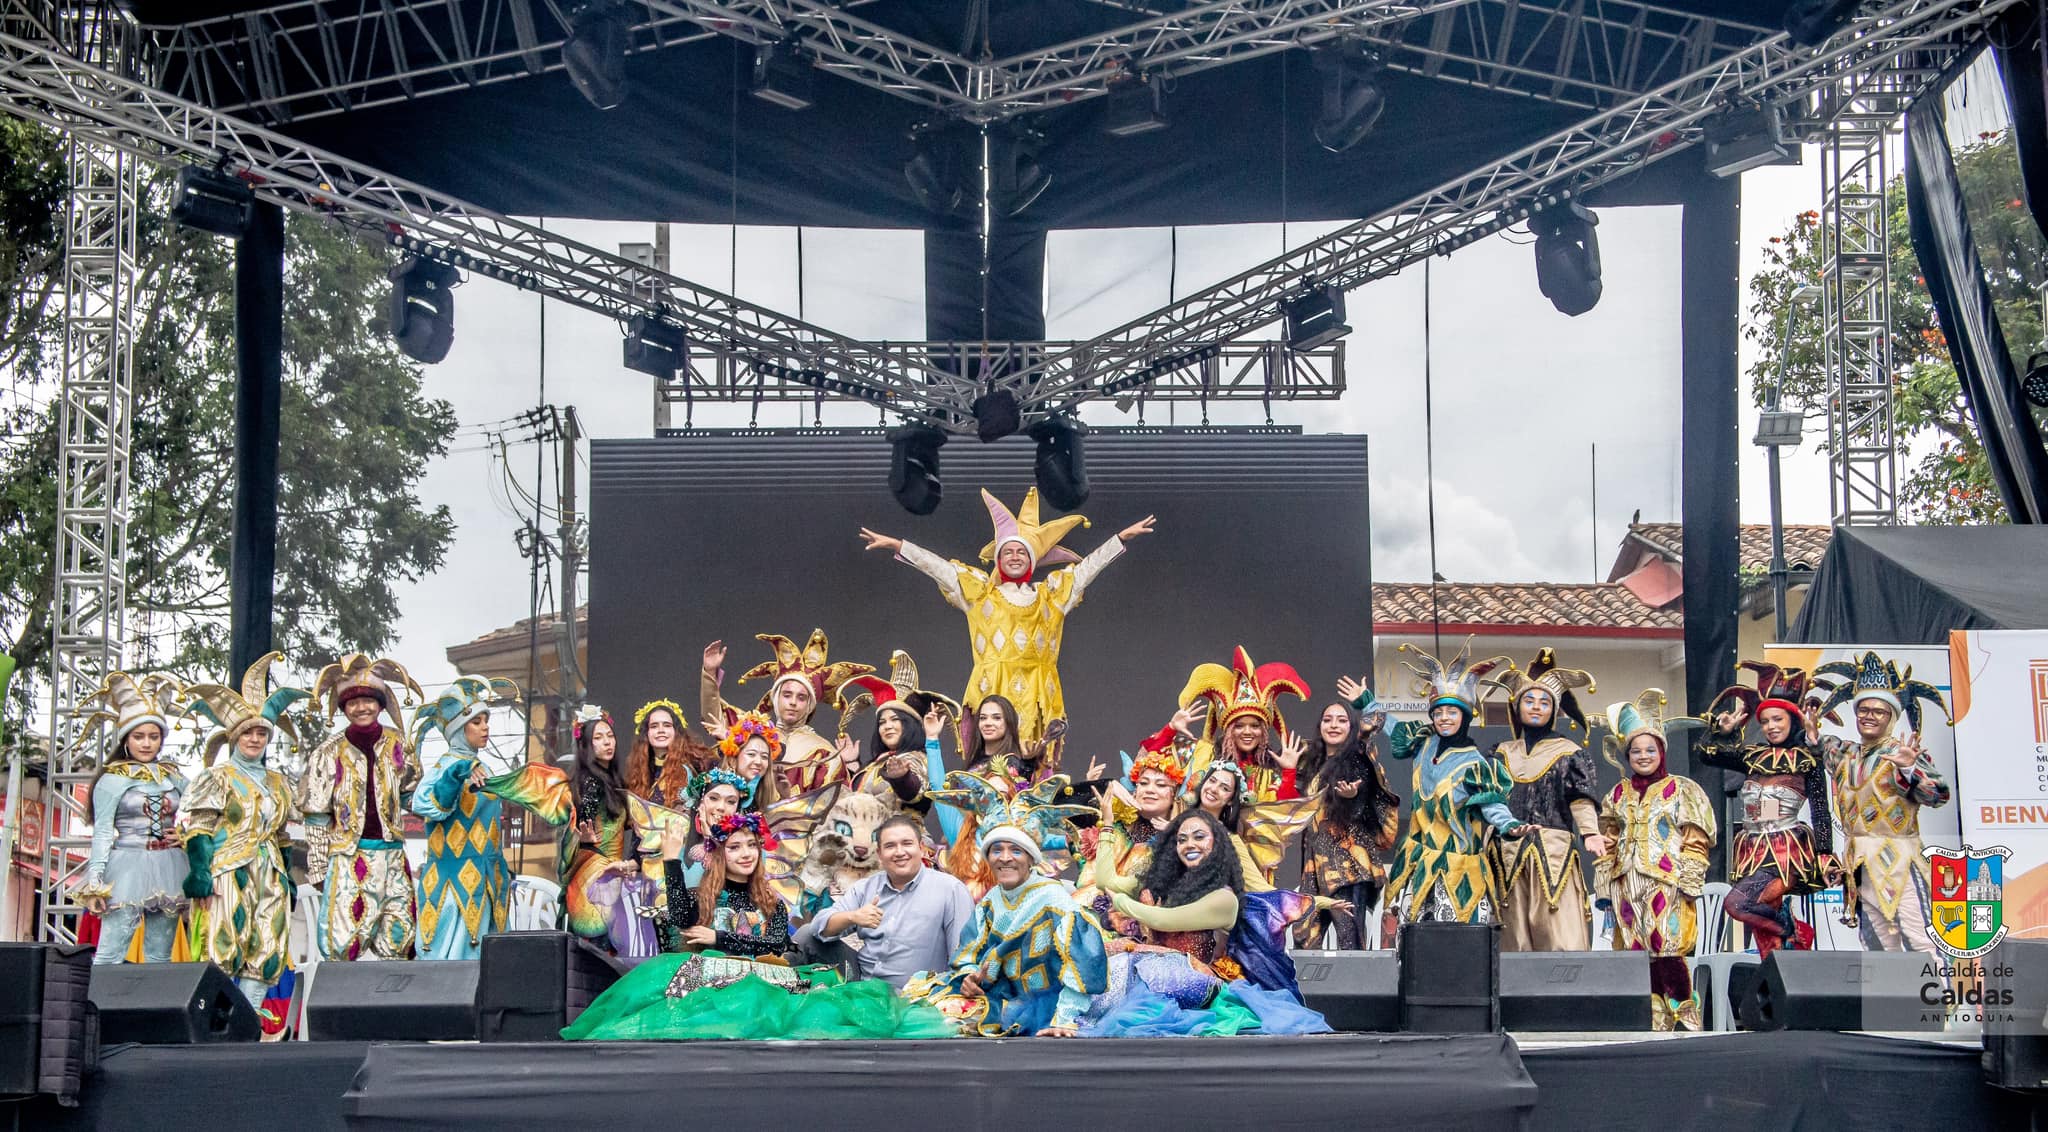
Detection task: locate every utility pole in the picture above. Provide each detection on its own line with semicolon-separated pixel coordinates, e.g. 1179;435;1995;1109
553;406;583;761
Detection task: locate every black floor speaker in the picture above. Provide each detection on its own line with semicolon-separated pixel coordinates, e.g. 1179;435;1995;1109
0;942;95;1101
1397;921;1500;1033
304;960;479;1041
88;961;259;1045
476;931;626;1041
1294;950;1399;1032
1984;939;2048;1093
1500;951;1651;1031
1748;950;1943;1032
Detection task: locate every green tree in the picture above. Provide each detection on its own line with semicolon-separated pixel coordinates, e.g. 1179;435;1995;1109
0;121;457;714
1744;128;2048;524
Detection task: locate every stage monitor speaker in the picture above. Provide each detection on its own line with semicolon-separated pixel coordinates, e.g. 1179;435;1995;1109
0;942;94;1100
1397;922;1499;1033
88;961;258;1045
1500;951;1651;1031
1748;951;1943;1032
1984;939;2048;1092
305;960;479;1041
1294;950;1399;1032
476;931;626;1041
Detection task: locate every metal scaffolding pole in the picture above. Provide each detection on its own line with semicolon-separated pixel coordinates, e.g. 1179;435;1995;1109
1820;72;1904;526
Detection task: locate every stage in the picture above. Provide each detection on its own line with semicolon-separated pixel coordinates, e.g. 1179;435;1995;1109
20;1030;2033;1132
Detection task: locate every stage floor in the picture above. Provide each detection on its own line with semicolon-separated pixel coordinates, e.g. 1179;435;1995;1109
22;1030;2032;1132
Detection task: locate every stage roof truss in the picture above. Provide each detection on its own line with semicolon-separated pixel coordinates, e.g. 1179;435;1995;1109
140;0;1776;125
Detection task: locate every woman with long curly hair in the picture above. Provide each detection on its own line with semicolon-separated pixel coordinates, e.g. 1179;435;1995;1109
623;699;718;807
1295;695;1402;949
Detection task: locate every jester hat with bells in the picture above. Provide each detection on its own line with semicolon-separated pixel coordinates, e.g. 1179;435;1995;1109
1813;651;1950;734
1595;689;1704;776
926;770;1095;865
735;630;875;723
977;487;1089;579
315;653;426;731
1490;648;1596;736
1398;639;1513;719
183;651;313;765
1708;660;1819;733
411;675;520;753
1180;646;1311;742
835;649;962;727
75;671;183;755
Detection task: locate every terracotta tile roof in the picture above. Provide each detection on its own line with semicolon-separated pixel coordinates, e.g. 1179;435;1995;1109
1614;522;1833;579
1372;582;1683;634
446;605;587;665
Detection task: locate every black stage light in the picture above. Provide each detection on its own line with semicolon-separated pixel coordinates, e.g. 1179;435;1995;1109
1312;44;1385;154
1029;416;1089;512
1282;283;1352;350
1781;0;1862;48
1531;201;1602;317
2023;352;2048;409
906;121;977;217
1102;75;1167;137
888;424;947;516
388;255;460;364
623;314;688;379
751;40;815;111
169;164;254;238
972;389;1021;442
989;124;1051;219
564;1;629;110
1706;104;1799;178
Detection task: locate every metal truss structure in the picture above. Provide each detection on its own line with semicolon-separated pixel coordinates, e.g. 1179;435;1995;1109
37;5;141;945
144;0;1773;125
1818;79;1903;526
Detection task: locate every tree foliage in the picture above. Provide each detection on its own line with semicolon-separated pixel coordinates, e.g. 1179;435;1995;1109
1744;128;2048;524
0;121;457;716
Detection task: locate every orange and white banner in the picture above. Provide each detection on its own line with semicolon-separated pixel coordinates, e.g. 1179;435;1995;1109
1948;630;2048;943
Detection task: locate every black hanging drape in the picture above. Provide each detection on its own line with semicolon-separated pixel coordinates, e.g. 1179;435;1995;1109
1903;103;2048;523
1678;170;1743;725
924;224;1047;342
1995;4;2048;247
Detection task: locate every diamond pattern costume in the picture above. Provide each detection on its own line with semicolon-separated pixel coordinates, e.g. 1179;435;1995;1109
888;488;1132;743
300;654;424;961
1487;649;1601;952
411;675;521;960
1591;691;1716;1031
73;672;189;965
1811;652;1952;952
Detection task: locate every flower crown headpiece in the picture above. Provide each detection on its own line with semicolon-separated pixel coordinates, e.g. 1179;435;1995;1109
1129;747;1186;786
1188;759;1254;804
718;711;783;762
708;811;778;850
574;703;614;742
687;766;752;807
635;698;688;733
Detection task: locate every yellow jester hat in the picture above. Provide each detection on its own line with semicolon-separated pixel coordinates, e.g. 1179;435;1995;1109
977;487;1090;574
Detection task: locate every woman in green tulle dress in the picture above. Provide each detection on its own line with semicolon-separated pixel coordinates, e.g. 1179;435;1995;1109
563;811;955;1041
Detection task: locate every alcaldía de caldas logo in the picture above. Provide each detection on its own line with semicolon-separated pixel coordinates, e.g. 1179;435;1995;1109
1923;844;2012;959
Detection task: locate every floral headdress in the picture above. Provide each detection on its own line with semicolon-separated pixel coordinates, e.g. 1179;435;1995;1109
686;766;752;808
1179;646;1310;740
1128;746;1186;786
718;712;784;762
706;810;778;850
1813;651;1950;733
574;703;613;742
634;697;688;733
1186;759;1254;804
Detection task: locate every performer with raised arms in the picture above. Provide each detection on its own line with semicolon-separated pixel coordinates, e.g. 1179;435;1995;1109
700;630;872;790
859;487;1155;744
1143;647;1311;802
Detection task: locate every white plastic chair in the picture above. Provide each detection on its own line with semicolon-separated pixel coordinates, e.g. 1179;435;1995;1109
290;882;326;1041
1690;881;1755;1031
509;875;562;931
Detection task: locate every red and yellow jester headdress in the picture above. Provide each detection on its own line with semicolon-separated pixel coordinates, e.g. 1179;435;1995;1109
736;629;875;720
1180;646;1310;739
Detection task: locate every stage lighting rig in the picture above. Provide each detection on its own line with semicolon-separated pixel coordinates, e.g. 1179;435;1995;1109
888;424;947;515
2023;353;2048;409
1283;284;1352;351
989;125;1052;219
564;1;629;110
906;121;978;217
1782;0;1864;47
389;255;460;364
1311;43;1386;154
1030;416;1089;511
169;163;254;238
760;361;892;406
1530;201;1603;317
972;389;1021;442
623;314;688;379
1102;74;1167;137
752;41;816;111
1705;104;1799;178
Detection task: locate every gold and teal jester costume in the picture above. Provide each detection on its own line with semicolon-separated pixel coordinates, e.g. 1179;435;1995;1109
411;675;522;960
178;653;311;1007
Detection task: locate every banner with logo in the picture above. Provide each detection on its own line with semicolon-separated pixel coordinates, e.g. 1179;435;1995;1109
1765;645;1963;951
1948;630;2048;947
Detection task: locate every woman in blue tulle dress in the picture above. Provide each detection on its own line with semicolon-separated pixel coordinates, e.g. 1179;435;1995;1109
1078;809;1331;1037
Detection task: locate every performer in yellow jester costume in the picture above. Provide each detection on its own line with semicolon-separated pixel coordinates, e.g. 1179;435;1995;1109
300;654;425;961
859;487;1155;743
178;652;311;1009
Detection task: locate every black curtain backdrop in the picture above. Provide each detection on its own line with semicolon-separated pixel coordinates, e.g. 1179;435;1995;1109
1996;4;2048;247
1788;524;2048;643
925;224;1047;342
1904;103;2048;523
1678;175;1743;742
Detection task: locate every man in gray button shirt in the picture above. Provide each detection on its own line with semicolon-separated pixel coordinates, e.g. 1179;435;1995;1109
796;813;973;988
